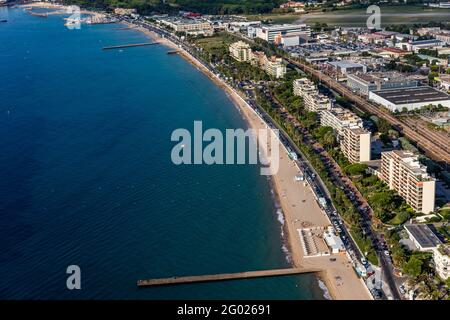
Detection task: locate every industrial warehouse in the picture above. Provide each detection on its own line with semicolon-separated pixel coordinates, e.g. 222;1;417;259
369;86;450;112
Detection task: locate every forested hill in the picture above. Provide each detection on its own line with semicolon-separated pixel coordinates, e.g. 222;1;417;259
60;0;285;15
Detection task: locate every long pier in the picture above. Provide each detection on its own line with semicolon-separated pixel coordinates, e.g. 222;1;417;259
28;11;48;18
102;42;160;50
137;268;319;287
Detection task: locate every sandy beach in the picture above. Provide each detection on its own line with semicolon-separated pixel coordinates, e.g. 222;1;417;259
18;3;371;298
132;25;372;300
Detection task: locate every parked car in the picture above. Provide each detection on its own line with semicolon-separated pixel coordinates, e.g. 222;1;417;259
399;285;406;295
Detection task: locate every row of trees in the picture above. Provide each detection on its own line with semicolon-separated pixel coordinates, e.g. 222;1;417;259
270;77;378;265
62;0;284;15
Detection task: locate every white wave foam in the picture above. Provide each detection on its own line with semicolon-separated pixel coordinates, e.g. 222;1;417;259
318;279;332;300
281;243;292;263
276;208;285;225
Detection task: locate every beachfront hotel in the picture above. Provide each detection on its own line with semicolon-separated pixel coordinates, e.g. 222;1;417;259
229;41;252;62
293;78;332;113
380;150;436;213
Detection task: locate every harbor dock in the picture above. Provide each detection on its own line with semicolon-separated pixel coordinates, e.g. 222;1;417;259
137;267;319;287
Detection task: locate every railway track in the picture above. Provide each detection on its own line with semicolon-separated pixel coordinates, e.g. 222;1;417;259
288;58;450;165
399;117;450;153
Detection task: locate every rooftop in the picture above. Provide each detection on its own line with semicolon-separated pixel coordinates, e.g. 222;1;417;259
404;224;443;249
324;107;362;123
328;60;366;69
261;23;308;31
348;71;418;85
371;86;450;105
411;39;443;45
388;150;432;179
347;127;370;135
230;40;250;48
158;16;209;25
324;228;345;252
379;47;409;54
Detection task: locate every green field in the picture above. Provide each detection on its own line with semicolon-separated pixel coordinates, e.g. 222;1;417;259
244;13;302;24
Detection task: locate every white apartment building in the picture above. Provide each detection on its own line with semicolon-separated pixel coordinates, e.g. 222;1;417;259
229;41;252;62
380;150;436;213
293;78;332;112
341;127;371;163
319;107;370;163
263;56;287;79
306;93;332;113
320;107;363;138
229;46;286;78
433;245;450;280
255;24;311;42
293;77;316;97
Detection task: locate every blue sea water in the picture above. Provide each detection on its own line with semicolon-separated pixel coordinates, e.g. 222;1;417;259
0;7;324;299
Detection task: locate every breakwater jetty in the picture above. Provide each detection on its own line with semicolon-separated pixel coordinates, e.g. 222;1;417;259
102;42;160;50
137;267;319;287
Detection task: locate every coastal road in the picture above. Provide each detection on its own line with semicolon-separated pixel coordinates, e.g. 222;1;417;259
129;18;391;299
266;89;401;300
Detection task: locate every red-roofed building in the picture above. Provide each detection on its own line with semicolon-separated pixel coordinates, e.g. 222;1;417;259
377;47;409;58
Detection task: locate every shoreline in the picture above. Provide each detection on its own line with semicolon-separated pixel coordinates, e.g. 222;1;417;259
20;2;104;18
126;21;372;300
17;3;371;299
